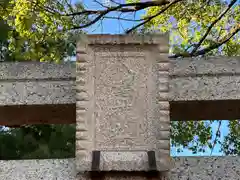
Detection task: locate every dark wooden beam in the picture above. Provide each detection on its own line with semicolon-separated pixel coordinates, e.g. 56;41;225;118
170;100;240;121
0;104;76;126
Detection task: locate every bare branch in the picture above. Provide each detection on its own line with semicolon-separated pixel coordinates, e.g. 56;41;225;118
109;0;122;5
69;0;174;30
195;24;240;55
125;0;183;34
104;15;145;22
71;11;109;29
93;0;109;8
210;121;222;155
170;23;240;58
66;0;171;16
190;0;237;54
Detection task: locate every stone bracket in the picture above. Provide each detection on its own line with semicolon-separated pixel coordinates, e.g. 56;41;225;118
91;151;100;171
88;171;162;180
89;151;159;172
147;151;157;171
88;150;162;179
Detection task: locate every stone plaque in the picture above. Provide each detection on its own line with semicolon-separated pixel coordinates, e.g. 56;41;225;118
76;35;171;172
95;54;148;150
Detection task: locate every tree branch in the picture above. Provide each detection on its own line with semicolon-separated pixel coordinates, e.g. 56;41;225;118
170;23;240;58
190;0;237;54
66;0;171;16
68;0;173;29
104;16;143;22
210;121;222;155
125;0;182;34
93;0;109;8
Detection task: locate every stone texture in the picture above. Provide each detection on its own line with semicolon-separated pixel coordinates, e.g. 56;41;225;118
0;62;76;125
0;159;76;180
0;157;239;180
170;76;240;101
0;61;75;80
170;56;240;76
76;35;170;172
1;57;240;125
170;56;240;101
0;61;75;106
76;151;171;172
78;34;169;51
1;57;240;106
0;81;75;105
171;157;240;180
76;37;95;171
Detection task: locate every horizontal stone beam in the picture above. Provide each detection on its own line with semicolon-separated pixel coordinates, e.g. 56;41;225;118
169;56;240;120
0;62;75;106
1;57;240;105
0;62;75;80
0;157;239;179
169;56;240;101
0;62;76;126
1;57;240;125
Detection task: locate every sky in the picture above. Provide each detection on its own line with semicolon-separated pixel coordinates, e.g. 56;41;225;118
79;0;233;156
81;0;144;34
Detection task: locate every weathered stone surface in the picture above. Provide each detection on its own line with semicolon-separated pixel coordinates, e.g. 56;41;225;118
0;62;75;106
0;81;75;105
169;57;240;120
0;62;76;126
1;57;240;124
170;56;240;76
1;57;240;106
170;76;240;101
76;35;170;172
76;151;171;172
77;34;169;51
0;159;76;180
170;56;240;101
171;157;240;180
0;61;75;79
0;157;239;180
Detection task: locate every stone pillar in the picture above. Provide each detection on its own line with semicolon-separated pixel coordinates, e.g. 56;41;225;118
76;34;171;179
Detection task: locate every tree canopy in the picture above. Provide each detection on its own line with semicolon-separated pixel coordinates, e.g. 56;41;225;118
0;125;75;159
0;0;87;62
2;0;239;58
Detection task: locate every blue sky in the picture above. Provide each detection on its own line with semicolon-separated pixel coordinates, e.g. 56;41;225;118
80;0;234;156
81;0;143;34
87;11;143;34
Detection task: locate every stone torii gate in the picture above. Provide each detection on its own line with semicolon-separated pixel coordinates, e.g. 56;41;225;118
0;34;240;180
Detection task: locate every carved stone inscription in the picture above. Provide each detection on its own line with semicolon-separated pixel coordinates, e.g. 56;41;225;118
95;50;152;150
